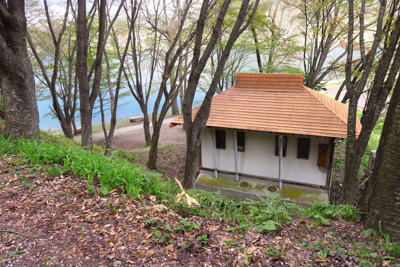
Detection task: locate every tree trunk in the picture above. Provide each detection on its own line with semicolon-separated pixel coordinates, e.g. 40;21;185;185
182;126;201;189
147;120;162;169
59;121;74;139
76;0;106;150
0;0;40;139
169;74;180;115
142;108;152;145
99;93;108;140
342;95;363;204
171;96;180;115
72;119;78;136
251;27;263;73
76;0;91;148
0;88;4;119
362;77;400;241
1;71;40;139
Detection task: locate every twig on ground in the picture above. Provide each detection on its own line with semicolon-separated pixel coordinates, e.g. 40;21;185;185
0;229;40;238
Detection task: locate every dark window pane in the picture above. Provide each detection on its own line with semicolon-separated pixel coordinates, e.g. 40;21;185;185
216;130;226;149
275;135;287;157
237;132;245;152
298;138;310;159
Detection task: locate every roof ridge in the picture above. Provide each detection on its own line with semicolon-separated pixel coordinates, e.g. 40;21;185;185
302;86;348;126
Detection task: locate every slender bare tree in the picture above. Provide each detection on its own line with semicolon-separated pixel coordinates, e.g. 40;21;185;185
27;0;76;138
146;0;195;169
121;0;162;146
76;0;107;150
182;0;260;189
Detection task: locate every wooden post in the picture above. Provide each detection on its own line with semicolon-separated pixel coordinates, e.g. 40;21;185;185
278;134;283;189
209;128;218;179
233;130;239;182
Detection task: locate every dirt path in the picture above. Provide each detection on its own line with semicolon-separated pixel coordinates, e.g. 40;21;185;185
74;117;186;150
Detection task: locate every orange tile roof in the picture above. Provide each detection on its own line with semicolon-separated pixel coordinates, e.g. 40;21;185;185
170;73;361;138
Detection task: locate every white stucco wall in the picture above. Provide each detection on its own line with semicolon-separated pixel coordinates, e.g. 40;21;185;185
201;127;329;186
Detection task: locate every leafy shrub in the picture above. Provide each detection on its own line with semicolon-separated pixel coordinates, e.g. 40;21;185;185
0;134;162;198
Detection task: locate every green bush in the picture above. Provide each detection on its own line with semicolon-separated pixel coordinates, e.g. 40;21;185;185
0;134;162;198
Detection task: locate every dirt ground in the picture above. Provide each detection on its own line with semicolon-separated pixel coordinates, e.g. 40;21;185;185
96;123;189;180
110;123;186;150
2;155;398;267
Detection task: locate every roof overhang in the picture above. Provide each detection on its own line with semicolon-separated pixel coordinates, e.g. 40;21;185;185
169;73;362;139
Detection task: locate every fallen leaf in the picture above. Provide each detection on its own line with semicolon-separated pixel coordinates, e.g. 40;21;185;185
135;250;146;258
247;246;261;254
174;177;200;207
152;204;168;212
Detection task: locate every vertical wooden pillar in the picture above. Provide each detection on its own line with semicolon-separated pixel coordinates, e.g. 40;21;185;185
278;134;283;189
233;130;239;182
209;128;218;179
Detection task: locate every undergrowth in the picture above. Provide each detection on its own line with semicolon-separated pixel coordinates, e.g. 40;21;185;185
0;133;169;198
0;133;360;232
1;133;399;262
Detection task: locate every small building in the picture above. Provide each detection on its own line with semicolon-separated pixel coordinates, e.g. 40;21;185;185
170;73;361;204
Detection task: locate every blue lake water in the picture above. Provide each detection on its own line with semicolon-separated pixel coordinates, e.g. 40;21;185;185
38;91;206;130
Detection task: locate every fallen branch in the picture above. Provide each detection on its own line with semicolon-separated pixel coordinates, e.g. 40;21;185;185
0;229;40;238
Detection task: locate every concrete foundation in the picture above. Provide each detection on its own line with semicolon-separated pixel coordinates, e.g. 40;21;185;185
195;170;328;205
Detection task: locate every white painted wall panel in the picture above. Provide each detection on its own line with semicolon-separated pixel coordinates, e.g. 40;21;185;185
201;127;328;186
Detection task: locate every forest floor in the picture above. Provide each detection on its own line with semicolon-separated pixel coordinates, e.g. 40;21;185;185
0;109;395;267
1;154;399;267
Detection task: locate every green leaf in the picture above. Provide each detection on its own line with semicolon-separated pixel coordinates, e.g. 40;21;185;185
29;173;37;177
320;217;330;225
192;222;200;230
99;185;109;195
257;220;277;232
144;217;158;223
361;228;376;238
49;166;64;175
154;230;162;238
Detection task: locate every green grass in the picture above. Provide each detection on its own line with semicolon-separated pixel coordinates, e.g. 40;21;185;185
0;133;167;198
326;80;343;86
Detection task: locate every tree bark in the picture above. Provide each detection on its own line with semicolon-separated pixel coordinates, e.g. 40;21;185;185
0;0;40;139
77;0;107;150
251;27;263;73
76;0;91;148
147;120;162;169
342;1;398;204
0;87;4;119
171;97;180;115
362;75;400;241
142;107;152;145
98;93;108;140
